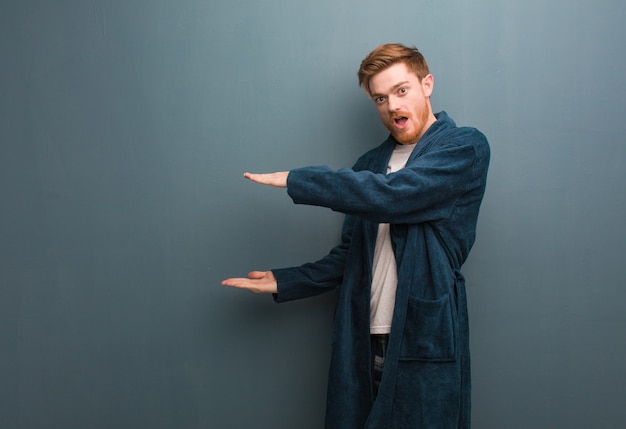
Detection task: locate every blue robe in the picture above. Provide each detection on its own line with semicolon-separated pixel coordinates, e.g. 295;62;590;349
272;112;490;429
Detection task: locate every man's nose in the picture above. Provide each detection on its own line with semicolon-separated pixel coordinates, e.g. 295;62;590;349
388;96;401;112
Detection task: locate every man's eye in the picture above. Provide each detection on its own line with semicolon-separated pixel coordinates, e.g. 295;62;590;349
375;97;386;104
399;87;407;95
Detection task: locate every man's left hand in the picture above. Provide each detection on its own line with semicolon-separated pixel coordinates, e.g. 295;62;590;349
243;171;289;188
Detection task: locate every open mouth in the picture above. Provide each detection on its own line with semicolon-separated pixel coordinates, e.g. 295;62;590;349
393;116;409;129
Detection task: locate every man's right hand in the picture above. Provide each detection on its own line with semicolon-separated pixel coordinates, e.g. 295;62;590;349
221;271;278;294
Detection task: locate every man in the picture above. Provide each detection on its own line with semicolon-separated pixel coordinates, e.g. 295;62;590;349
222;43;490;429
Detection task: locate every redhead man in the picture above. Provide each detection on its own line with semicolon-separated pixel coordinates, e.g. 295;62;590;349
223;43;490;429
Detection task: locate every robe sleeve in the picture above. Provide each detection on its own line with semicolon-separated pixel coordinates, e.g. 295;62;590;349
286;130;489;224
271;214;355;303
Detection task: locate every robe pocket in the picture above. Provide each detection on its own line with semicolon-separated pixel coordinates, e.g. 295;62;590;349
399;293;457;362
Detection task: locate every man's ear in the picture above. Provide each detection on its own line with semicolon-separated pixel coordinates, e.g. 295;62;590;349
421;74;434;97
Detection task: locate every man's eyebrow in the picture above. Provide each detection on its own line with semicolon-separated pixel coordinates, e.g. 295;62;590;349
370;81;411;98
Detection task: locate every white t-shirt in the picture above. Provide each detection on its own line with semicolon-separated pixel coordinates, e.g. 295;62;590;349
370;142;416;334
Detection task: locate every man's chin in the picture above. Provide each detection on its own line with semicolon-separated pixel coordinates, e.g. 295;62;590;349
392;131;419;145
385;122;419;144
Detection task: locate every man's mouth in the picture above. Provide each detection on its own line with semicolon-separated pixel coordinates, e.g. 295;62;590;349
393;116;409;129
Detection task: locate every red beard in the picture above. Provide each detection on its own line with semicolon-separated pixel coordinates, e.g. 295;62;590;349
385;109;430;145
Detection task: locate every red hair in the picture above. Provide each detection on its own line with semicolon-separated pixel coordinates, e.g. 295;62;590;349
358;44;430;97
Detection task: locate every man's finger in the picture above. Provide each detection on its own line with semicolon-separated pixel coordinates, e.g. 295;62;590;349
248;271;267;279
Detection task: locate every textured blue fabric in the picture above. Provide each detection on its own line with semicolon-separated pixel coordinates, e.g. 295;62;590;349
272;112;490;428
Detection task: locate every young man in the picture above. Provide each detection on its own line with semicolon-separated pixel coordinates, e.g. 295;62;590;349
222;43;490;429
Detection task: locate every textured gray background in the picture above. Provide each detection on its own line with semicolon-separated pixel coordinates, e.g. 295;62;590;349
2;0;625;428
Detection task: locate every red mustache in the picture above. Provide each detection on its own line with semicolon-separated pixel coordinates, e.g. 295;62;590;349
390;112;411;120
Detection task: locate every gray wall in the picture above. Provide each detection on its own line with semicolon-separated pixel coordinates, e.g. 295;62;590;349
2;1;625;428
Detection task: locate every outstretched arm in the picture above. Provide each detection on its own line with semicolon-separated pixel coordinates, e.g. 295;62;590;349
221;271;278;294
243;171;288;188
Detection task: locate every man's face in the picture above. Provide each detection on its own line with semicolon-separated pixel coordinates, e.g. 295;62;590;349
368;62;435;145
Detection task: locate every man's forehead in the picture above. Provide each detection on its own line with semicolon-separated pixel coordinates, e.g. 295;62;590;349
369;63;418;94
